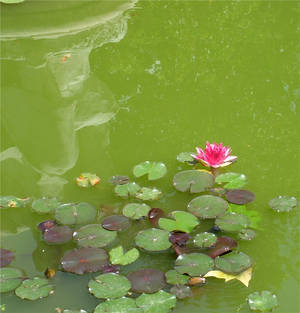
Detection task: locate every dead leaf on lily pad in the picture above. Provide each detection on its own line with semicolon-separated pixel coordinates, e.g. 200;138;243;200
204;267;252;287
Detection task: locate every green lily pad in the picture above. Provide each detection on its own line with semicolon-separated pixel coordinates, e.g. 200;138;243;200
238;229;256;241
215;212;251;232
173;170;214;193
109;175;129;185
170;285;192;299
94;297;143;313
175;253;214;276
0;196;29;209
228;204;261;230
88;273;131;299
158;211;199;233
176;152;195;164
248;290;278;312
76;173;100;188
188;195;228;219
165;270;189;285
114;182;140;198
135;228;171;251
136;290;176;313
15;277;53;300
215;251;252;274
31;198;60;214
0;267;23;293
122;203;151;220
109;246;139;266
74;224;117;248
133;161;167;180
215;173;247;189
55;203;96;225
194;232;217;248
0;0;24;3
269;196;298;212
135;187;162;201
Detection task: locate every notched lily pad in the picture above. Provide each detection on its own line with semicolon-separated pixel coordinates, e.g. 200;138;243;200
175;253;214;276
269;196;297;212
61;247;108;274
0;267;23;292
208;236;237;258
32;198;60;214
0;248;14;267
148;208;165;227
76;173;100;187
115;182;140;198
170;285;192;299
0;196;29;209
133;161;167;180
135;228;171;252
176;152;195;164
101;215;130;231
215;212;250;232
43;226;73;245
109;175;129;185
188;195;228;219
123;203;151;220
215;251;252;274
88;273;131;299
228;204;261;230
226;189;255;205
238;229;256;241
159;211;199;233
173;170;214;193
55;203;96;225
15;277;53;300
109;246;139;266
94;297;143;313
215;172;247;189
194;232;217;248
135;187;162;201
248;290;278;312
165;270;189;285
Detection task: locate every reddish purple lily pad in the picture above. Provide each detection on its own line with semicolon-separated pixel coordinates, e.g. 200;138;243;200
128;269;166;294
43;226;73;245
101;264;121;274
0;248;14;267
38;220;57;233
226;190;255;205
148;208;165;227
61;247;109;275
169;231;190;247
208;236;237;258
172;244;191;256
101;215;130;231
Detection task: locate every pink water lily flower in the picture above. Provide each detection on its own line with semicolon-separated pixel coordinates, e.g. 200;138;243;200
192;142;237;168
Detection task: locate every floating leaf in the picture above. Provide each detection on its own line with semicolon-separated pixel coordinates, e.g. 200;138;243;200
0;196;28;209
136;290;176;313
148;208;165;227
38;220;57;233
94;297;143;313
0;248;14;267
215;173;247;189
101;215;130;231
115;182;140;198
173;170;214;193
158;211;199;233
109;175;129;185
109;246;139;266
248;290;278;312
238;229;256;241
55;203;96;225
43;226;73;245
194;232;217;248
208;236;237;258
228;204;261;230
215;212;250;232
135;228;171;252
226;190;255;204
176;152;195;164
61;247;108;274
269;196;298;213
61;310;87;313
31;198;60;214
102;264;120;274
169;231;190;247
170;285;192;299
204;267;252;287
165;270;189;285
0;267;23;292
135;187;162;201
128;269;166;294
175;253;214;276
133;161;167;180
15;277;53;300
76;173;100;188
215;251;252;274
74;224;117;248
0;0;24;3
123;203;151;220
188;195;228;219
88;273;131;299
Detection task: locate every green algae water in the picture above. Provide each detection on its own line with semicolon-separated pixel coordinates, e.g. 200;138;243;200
1;1;300;312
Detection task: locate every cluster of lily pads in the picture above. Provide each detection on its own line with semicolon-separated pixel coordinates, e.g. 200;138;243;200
0;151;298;313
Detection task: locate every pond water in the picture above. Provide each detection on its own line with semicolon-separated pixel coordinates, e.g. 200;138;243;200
0;1;299;312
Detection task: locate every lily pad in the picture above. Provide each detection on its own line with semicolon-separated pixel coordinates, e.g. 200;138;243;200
215;251;252;274
123;203;151;220
15;277;53;300
0;0;24;4
31;198;60;214
228;204;261;230
94;297;143;313
0;196;28;208
269;196;298;212
135;228;172;252
0;267;23;292
109;246;139;266
38;220;57;233
226;190;255;205
165;270;189;285
170;285;192;299
169;231;190;247
175;253;214;276
74;224;117;248
188;195;228;219
61;247;109;274
76;173;100;187
215;212;251;232
114;182;140;198
62;310;87;313
101;215;130;231
133;161;167;180
176;152;195;164
194;232;217;248
43;226;73;245
158;211;199;233
88;273;131;299
109;175;130;185
238;229;256;241
208;236;238;258
148;208;165;227
248;290;278;312
102;265;121;274
128;269;166;294
173;170;214;193
0;248;14;267
136;290;176;313
215;173;247;189
55;203;96;225
135;187;162;201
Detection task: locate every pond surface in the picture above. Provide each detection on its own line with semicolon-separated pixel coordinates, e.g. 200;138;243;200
1;1;299;313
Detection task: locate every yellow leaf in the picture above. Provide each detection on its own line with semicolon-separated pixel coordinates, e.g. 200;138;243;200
204;267;252;287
